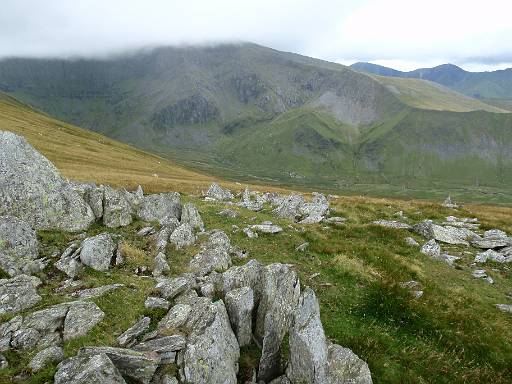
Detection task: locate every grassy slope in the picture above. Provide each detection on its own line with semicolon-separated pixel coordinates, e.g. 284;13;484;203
0;95;511;383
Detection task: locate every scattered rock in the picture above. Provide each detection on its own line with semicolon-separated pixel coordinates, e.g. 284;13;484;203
153;253;170;277
442;196;459;209
323;216;346;226
472;230;511;249
134;334;186;364
472;269;494;284
155;277;192;300
219;209;237;218
420;239;441;258
0;275;41;314
250;223;283;234
189;231;232;276
474;249;511;263
243;227;258;238
0;216;44;276
54;352;126;384
158;304;191;331
117;317;151;347
103;186;133;228
325;343;373;384
169;223;196;250
137;227;155;237
144;297;169;310
496;304;512;314
72;284;124;300
205;183;234;201
295;242;309;252
29;346;64;372
181;202;205;232
225;287;254;347
0;354;7;369
137;193;182;225
372;220;411;230
55;243;82;278
63;301;105;340
0;131;94;232
79;233;117;271
405;237;420;246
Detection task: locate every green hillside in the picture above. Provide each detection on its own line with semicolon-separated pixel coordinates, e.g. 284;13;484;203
0;43;511;194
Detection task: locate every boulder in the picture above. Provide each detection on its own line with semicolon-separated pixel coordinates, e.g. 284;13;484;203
250;223;283;234
240;188;263;211
181;202;205;232
474;249;511;263
54;353;127;384
472;229;511;249
63;301;105;340
0;274;41;314
81;346;159;384
155;277;192;300
205;183;234;201
325;343;373;384
103;186;133;228
420;239;441;258
153;252;170;277
118;317;151;347
178;300;239;384
29;346;64;372
219;209;237;218
137;193;182;224
0;131;94;232
134;334;186;364
405;237;420;246
55;243;82;278
324;216;347;226
189;231;232;276
0;216;43;276
299;193;330;223
154;220;180;253
273;194;305;220
79;233;116;271
169;223;196;249
472;269;493;284
257;263;300;381
158;304;192;331
221;259;263;299
287;287;327;383
0;315;22;351
225;286;254;347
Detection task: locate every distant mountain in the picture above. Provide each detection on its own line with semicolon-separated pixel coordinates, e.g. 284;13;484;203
351;62;512;102
0;43;511;189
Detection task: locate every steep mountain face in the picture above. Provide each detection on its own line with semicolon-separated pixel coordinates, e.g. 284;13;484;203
351;62;512;101
0;44;511;189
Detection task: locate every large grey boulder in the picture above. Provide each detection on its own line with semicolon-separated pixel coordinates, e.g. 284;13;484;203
158;304;192;331
299;192;330;224
0;315;22;351
63;301;105;340
72;182;105;219
325;343;373;384
103;186;133;228
221;259;263;298
287;287;328;383
137;193;182;224
273;194;305;220
0;131;94;231
205;183;234;201
420;239;441;258
134;334;186;364
257;263;301;382
54;353;127;384
0;216;43;276
225;286;254;347
81;346;159;384
79;233;116;271
181;202;205;232
474;249;511;264
178;300;239;384
155;276;192;300
472;229;511;249
29;346;64;372
413;220;475;245
55;242;82;278
169;223;196;249
189;231;232;276
0;274;41;314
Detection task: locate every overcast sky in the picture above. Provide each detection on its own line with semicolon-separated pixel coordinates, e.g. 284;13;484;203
1;0;511;71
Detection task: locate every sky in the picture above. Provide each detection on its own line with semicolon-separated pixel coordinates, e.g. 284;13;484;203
1;0;511;71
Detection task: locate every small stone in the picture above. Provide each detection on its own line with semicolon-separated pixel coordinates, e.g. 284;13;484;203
250;224;283;234
144;296;170;310
420;239;441;258
205;183;234;201
137;227;155;237
405;237;420;246
372;220;411;230
496;304;512;314
219;209;237;218
117;317;151;347
295;242;309;252
243;227;258;238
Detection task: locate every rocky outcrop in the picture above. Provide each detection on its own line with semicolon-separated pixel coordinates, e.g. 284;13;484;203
0;131;94;231
0;216;44;276
189;231;232;276
169;223;196;249
0;275;41;314
181;202;205;232
420;239;441;258
103;186;133;228
225;286;254;347
372;220;412;230
117;317;151;347
137;193;182;224
54;353;127;384
29;346;64;372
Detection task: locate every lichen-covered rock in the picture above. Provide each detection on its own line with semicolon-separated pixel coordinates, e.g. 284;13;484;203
55;243;82;278
103;186;133;228
299;192;330;223
0;274;41;315
154;220;180;253
134;334;186;364
54;353;126;384
250;223;283;234
0;131;95;232
137;193;182;224
257;263;301;381
372;220;411;230
225;286;254;347
158;304;191;331
144;297;169;310
79;233;116;271
63;301;105;340
325;343;373;384
287;287;328;383
80;346;159;384
29;346;64;372
472;229;511;249
0;216;43;276
153;252;170;277
181;203;204;232
189;231;232;276
474;249;511;263
118;317;151;347
169;223;196;250
205;183;234;201
178;300;239;384
155;277;192;300
420;239;441;258
0;315;22;351
221;259;263;299
273;194;305;220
